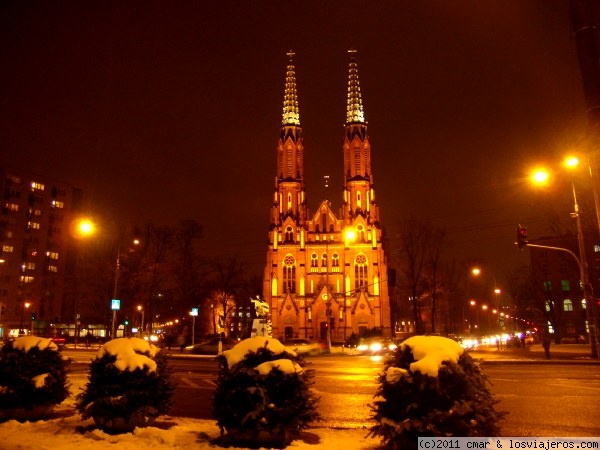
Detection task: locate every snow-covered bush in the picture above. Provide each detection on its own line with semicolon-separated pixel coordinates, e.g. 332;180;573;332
212;336;319;448
370;336;505;449
0;336;69;421
76;337;176;433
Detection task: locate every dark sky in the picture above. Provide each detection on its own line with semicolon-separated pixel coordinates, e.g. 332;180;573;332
0;1;593;282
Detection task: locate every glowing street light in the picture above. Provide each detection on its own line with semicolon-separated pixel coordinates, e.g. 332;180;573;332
529;161;599;358
137;305;144;338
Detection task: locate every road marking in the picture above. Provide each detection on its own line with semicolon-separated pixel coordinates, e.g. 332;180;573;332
176;374;216;389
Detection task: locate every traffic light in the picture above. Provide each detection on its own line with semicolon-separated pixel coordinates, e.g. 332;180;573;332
516;224;528;249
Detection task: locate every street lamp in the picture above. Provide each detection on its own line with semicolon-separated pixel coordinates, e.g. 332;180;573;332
530;165;599;358
111;236;140;339
342;228;357;342
137;305;144;338
71;217;96;346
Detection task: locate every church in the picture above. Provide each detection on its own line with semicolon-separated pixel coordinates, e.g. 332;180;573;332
263;51;392;343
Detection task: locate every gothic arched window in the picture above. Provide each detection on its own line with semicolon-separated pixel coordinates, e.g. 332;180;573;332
357;224;365;242
285;226;294;243
354;253;367;291
283;254;296;294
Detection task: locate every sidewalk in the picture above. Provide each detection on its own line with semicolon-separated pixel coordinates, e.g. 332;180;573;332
468;343;600;364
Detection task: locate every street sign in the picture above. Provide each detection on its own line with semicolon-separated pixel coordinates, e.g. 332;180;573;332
191;307;198;316
111;299;120;310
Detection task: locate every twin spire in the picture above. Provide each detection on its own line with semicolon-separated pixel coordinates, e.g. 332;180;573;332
281;51;300;126
281;49;366;126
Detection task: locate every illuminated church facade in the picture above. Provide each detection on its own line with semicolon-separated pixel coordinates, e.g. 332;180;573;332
263;51;392;342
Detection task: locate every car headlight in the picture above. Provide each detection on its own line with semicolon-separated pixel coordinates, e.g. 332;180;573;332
370;342;383;352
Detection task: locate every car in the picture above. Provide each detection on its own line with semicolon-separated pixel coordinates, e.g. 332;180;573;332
282;338;326;355
189;337;237;355
49;336;67;347
355;337;397;355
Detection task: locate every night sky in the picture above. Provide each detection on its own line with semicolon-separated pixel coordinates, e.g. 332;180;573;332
0;1;592;282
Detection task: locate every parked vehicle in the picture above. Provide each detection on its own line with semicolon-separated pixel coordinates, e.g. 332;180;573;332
282;338;326;355
189;337;237;355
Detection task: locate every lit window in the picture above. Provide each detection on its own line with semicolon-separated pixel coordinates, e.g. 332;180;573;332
46;251;59;260
563;299;573;312
332;253;340;267
561;280;570;291
582;299;587;310
7;203;18;211
29;222;40;230
51;200;64;209
594;245;600;253
2;245;13;253
283;255;296;294
355;253;368;290
19;275;34;283
31;181;45;191
47;265;58;273
25;262;35;270
545;301;551;312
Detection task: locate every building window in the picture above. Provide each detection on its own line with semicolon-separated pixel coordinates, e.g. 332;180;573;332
285;226;294;243
51;200;64;209
561;280;570;291
332;253;339;267
321;253;328;269
543;281;551;292
31;182;45;191
311;253;318;267
47;265;58;273
357;224;365;242
355;253;367;290
563;299;573;311
6;203;18;211
19;275;34;283
582;299;587;310
545;301;551;312
283;255;296;294
2;245;13;253
46;251;59;260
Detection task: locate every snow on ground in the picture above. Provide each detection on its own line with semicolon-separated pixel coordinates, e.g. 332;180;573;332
0;336;379;449
0;372;378;450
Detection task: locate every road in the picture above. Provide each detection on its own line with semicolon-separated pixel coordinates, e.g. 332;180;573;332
66;350;600;436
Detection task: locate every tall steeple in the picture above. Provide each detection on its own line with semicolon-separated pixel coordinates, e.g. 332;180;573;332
342;50;379;224
346;50;365;125
271;51;307;227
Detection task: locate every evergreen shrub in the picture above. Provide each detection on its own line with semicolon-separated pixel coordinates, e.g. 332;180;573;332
212;337;319;448
0;336;69;421
370;337;506;450
76;337;176;433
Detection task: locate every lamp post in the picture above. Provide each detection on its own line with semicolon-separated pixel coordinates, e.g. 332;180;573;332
343;228;356;342
190;307;198;346
137;305;144;338
530;165;599;358
71;218;96;346
325;235;332;352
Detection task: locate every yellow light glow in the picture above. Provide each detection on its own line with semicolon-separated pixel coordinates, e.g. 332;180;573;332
471;267;481;276
563;156;580;169
344;228;356;241
73;218;96;238
530;168;550;185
